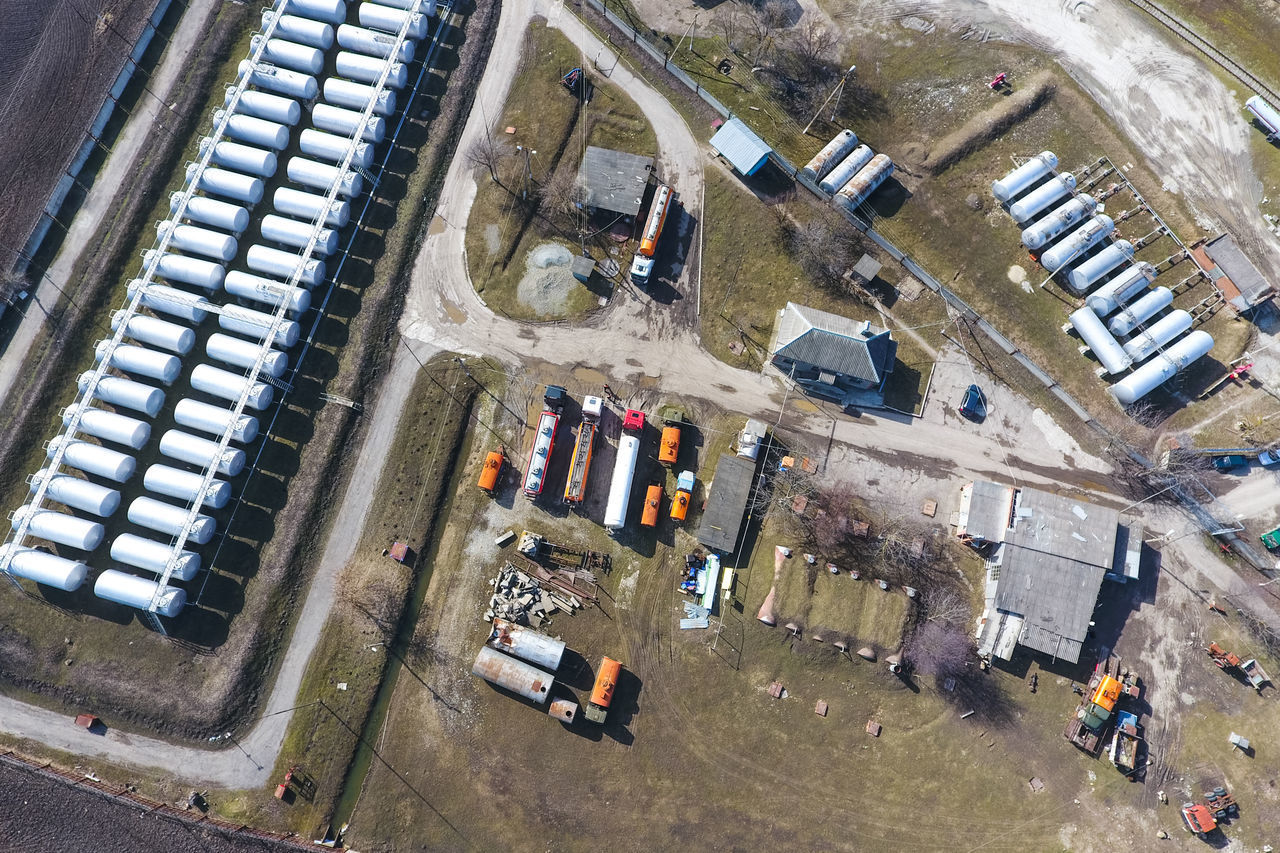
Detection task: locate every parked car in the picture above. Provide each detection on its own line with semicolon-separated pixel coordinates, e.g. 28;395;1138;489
1212;454;1248;471
960;384;987;420
1258;449;1280;467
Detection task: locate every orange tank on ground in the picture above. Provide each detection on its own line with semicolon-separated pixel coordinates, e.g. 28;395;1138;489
477;450;504;493
658;426;681;465
641;484;662;527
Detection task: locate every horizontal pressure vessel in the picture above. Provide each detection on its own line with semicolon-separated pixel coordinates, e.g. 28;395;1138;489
336;24;418;62
190;364;274;411
111;310;195;355
237;59;319;100
12;505;105;551
225;270;313;314
1085;261;1157;316
174;398;261;443
323;79;398;120
1068;307;1132;375
1009;173;1077;224
260;213;340;256
487;617;566;671
46;436;136;483
1246;94;1280;136
143;465;232;512
359;3;430;39
282;0;348;26
992;151;1057;203
220;304;302;349
225;86;302;125
262;12;335;49
1040;215;1115;273
833;154;894;214
1111;330;1214;406
111;532;203;580
156;221;238;262
287;156;365;197
250;34;325;75
299;128;375;168
198;137;279;178
94;340;182;385
801;129;858;184
94;569;187;617
1021;193;1097;251
0;545;88;591
171;192;251;234
376;0;437;10
159;428;248;477
186;164;265;204
1109;287;1174;337
213;109;290;150
1066;240;1136;296
1121;310;1194;363
77;371;165;418
127;281;212;323
335;51;408;88
311;103;387;143
818;144;873;195
63;403;152;449
206;333;288;378
246;244;326;287
274;187;352;228
471;645;553;704
30;470;121;517
143;249;226;290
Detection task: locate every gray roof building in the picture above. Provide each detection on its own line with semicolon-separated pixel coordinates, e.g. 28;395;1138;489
1201;234;1275;312
577;146;654;216
696;454;757;554
709;118;772;176
769;302;897;406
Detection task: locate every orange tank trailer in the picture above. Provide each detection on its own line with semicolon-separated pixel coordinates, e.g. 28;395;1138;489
641;484;662;527
670;489;689;522
658;426;681;465
584;657;622;723
477;450;504;494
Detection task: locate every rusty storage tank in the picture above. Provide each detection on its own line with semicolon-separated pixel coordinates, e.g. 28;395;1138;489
548;697;578;724
471;645;553;704
833;154;894;215
487;617;566;671
801;129;858;184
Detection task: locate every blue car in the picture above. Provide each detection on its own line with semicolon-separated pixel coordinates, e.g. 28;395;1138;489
960;384;987;420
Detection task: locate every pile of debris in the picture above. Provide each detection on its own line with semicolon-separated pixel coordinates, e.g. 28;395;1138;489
486;562;583;628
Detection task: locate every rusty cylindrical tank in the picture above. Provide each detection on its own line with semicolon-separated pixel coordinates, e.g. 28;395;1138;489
487;618;566;672
472;646;553;704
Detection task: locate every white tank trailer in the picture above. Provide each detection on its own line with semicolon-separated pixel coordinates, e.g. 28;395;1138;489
143;465;233;511
800;129;858;184
311;103;387;143
186;164;265;205
1009;173;1077;224
236;60;319;100
1068;307;1132;375
1109;287;1174;337
1022;193;1097;251
128;281;213;323
1065;240;1136;296
246;244;326;287
190;364;274;411
94;340;182;385
833;154;894;214
159;428;248;478
0;545;88;592
1085;261;1157;316
225;86;303;125
94;569;186;618
1112;330;1214;406
77;372;165;418
299;128;375;169
1121;310;1194;363
818;144;874;195
282;0;348;26
604;434;640;532
127;494;219;551
174;398;261;444
213;110;290;151
487;617;567;671
1040;215;1115;273
155;222;238;262
111;310;195;355
198;138;278;179
11;506;105;552
471;645;553;704
225;270;312;314
111;533;202;580
30;470;121;517
46;437;136;483
274;187;352;228
335;51;408;88
336;24;418;62
260;214;340;256
143;249;226;290
262;12;335;50
206;333;288;378
249;35;325;75
220;304;302;349
359;3;431;39
1245;95;1280;138
286;157;365;198
170;192;251;234
62;404;152;449
991;151;1058;203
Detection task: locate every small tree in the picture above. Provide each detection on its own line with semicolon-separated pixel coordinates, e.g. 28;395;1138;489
905;620;973;677
467;135;511;184
537;166;585;224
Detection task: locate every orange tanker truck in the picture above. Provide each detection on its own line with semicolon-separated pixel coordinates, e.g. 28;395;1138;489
477;448;505;494
584;656;622;723
670;470;695;522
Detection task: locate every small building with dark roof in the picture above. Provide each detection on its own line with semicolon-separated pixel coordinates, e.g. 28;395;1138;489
709;118;772;176
768;302;897;407
1192;234;1275;313
577;146;654;217
696;454;757;554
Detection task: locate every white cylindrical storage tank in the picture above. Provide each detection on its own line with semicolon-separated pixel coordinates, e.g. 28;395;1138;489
220;304;302;349
376;0;436;11
299;128;375;168
206;333;288;378
225;270;312;314
94;569;187;617
128;281;212;323
264;12;335;49
212;109;290;150
77;372;165;418
800;129;858;184
112;533;202;579
143;249;226;290
1122;310;1194;363
190;364;274;411
287;156;364;198
226;86;303;125
1022;193;1097;251
1085;261;1157;316
1009;173;1077;224
260;214;340;256
143;465;233;511
63;403;152;449
171;192;251;234
250;35;325;75
1066;240;1137;296
174;399;261;444
159;428;248;477
12;506;105;552
1068;308;1132;375
156;221;238;262
604;434;640;532
111;310;195;355
1112;331;1214;406
282;0;347;26
236;60;319;100
47;437;135;483
94;340;181;386
30;471;121;518
186;164;265;205
1109;287;1175;338
336;24;417;62
1040;215;1115;273
274;187;352;228
487;617;566;671
312;103;387;143
992;151;1058;203
818;144;874;195
198;137;278;178
358;4;430;39
0;545;88;592
1245;95;1280;137
335;51;408;88
246;244;326;288
833;154;895;214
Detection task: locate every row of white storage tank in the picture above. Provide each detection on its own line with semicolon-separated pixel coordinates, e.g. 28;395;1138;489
800;129;896;215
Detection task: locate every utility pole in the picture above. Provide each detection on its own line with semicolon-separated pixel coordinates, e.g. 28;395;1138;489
804;64;856;136
516;145;536;200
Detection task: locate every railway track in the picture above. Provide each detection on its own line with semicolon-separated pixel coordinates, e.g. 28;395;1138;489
1127;0;1280;108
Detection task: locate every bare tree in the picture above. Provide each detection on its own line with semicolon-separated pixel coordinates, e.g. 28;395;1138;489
783;213;856;293
784;20;838;78
923;587;971;625
716;6;743;52
0;269;28;305
348;578;404;639
537;166;585;223
905;620;973;677
466;134;511;184
745;0;789;63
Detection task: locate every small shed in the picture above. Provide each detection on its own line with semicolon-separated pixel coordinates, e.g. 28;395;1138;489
577;146;654;216
709;118;772;176
75;713;99;729
848;254;882;288
389;542;409;562
571;254;596;283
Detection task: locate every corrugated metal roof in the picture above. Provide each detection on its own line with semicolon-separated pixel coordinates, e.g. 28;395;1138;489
1204;234;1274;306
577;146;654;215
710;118;772;176
772;302;897;384
696;454;757;553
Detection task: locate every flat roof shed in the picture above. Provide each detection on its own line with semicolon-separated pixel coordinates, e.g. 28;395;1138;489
1201;234;1275;311
577;146;654;216
697;454;757;553
710;118;772;176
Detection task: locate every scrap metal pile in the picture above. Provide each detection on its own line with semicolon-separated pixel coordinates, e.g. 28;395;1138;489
486;563;584;628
